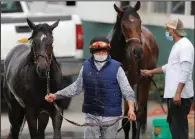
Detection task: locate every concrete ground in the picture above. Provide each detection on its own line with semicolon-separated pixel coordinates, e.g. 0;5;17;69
1;94;194;139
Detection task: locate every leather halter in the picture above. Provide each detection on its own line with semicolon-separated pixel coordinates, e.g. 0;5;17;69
125;37;141;44
32;42;53;78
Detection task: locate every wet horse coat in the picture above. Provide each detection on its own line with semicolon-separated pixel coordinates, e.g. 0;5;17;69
109;2;159;139
3;19;66;139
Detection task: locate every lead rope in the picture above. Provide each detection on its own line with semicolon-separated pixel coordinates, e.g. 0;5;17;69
46;70;130;128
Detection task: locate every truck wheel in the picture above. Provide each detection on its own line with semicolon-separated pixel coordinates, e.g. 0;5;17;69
61;76;73;110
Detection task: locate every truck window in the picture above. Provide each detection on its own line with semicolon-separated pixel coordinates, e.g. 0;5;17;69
1;1;23;13
66;1;76;6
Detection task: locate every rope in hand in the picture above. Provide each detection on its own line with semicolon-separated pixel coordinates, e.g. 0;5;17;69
46;71;131;128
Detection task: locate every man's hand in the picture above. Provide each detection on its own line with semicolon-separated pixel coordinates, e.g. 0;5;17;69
45;93;56;103
173;92;181;105
127;100;136;121
128;108;136;121
140;69;153;77
173;82;185;105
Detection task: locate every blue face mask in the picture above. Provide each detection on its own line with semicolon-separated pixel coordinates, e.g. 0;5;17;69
165;31;173;41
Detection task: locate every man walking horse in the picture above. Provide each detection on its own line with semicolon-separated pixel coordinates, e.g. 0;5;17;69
46;36;136;139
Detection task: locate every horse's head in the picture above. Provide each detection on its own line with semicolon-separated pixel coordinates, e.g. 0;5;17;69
114;1;143;60
26;18;59;77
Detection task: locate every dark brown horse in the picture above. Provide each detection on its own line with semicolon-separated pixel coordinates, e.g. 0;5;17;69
109;2;159;139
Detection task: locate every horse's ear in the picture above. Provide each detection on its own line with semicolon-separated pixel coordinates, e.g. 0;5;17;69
114;4;123;14
134;1;141;11
50;19;60;31
26;18;35;30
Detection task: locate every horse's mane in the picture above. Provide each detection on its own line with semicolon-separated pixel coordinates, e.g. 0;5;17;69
110;13;126;50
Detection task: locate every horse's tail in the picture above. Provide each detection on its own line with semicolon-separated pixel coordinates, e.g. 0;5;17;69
19;116;26;134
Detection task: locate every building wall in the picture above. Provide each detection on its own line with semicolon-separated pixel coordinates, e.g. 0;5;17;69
82;20;194;67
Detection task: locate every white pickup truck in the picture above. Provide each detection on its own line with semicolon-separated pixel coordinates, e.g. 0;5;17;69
1;1;84;109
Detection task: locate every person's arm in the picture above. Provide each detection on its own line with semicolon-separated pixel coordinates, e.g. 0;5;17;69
55;66;84;99
175;62;192;97
150;65;165;75
141;64;167;76
175;45;193;97
116;67;136;110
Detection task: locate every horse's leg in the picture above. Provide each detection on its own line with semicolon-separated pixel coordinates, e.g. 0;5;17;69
25;106;38;139
141;104;147;134
132;85;138;139
37;111;50;139
6;95;25;139
3;80;25;139
51;105;63;139
136;78;151;139
122;99;131;139
132;113;137;139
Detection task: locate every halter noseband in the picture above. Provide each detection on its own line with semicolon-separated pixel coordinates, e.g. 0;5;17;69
125;37;141;44
33;51;52;65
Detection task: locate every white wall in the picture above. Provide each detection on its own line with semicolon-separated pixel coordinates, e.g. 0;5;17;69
75;1;119;23
138;12;194;29
27;1;194;29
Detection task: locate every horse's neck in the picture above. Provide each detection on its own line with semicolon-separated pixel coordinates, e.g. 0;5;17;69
111;22;126;47
22;48;34;68
50;56;62;76
110;26;126;62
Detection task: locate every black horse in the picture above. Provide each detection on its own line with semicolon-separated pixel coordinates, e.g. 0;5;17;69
3;18;66;139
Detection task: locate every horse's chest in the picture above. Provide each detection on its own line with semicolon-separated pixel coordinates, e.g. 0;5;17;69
121;62;141;84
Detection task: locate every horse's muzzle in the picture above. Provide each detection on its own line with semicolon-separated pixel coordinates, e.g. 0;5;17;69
133;47;143;59
36;66;48;77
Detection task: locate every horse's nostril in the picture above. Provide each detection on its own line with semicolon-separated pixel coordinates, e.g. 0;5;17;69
37;66;46;74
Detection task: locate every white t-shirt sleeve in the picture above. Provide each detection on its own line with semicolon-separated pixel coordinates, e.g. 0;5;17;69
179;45;194;64
161;64;167;73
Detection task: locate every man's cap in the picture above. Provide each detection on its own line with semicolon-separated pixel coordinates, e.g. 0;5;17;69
89;36;110;53
165;18;187;36
90;36;110;45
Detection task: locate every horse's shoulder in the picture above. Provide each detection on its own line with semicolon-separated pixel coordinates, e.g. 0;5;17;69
4;44;31;78
11;43;30;52
5;44;30;59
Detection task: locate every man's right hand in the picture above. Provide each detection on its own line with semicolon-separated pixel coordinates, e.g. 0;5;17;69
140;69;153;77
45;93;56;103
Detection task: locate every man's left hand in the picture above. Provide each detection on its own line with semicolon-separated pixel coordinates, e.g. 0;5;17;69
173;93;181;105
